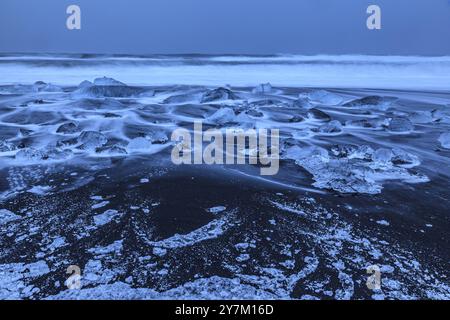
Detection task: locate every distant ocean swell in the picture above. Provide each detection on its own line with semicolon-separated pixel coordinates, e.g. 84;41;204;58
1;54;450;90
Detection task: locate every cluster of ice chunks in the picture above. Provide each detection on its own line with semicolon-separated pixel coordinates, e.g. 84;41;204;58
201;87;239;103
284;144;425;194
15;147;73;162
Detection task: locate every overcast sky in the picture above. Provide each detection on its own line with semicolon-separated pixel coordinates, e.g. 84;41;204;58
1;0;449;55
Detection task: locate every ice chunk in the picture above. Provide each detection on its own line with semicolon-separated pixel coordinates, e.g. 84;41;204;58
331;145;358;158
303;90;343;105
56;122;79;134
44;148;73;160
344;96;397;110
201;87;238;103
307;108;331;121
0;209;21;224
292;97;313;109
388;118;414;133
372;148;393;165
75;85;148;98
93;209;120;226
409;111;433;124
432;109;450;123
438;132;450;149
127;137;152;151
252;83;274;94
391;148;420;168
15;148;46;161
33;81;63;92
0;140;15;152
153;247;167;257
316;120;343;134
345;118;388;129
207;107;237;125
78;80;93;88
96;145;128;155
146;131;168;144
93;77;126;86
78;131;108;150
207;206;227;214
348;145;374;161
246;109;264;117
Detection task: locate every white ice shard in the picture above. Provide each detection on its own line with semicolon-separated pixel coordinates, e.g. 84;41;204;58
438;132;450;149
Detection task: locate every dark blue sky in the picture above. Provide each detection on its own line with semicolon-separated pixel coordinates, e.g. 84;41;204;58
1;0;450;55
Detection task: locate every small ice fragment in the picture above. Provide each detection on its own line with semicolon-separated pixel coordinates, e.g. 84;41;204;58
93;209;120;226
153;247;167;257
28;185;52;195
207;206;227;214
140;178;149;183
91;201;110;209
236;254;250;262
376;220;390;226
